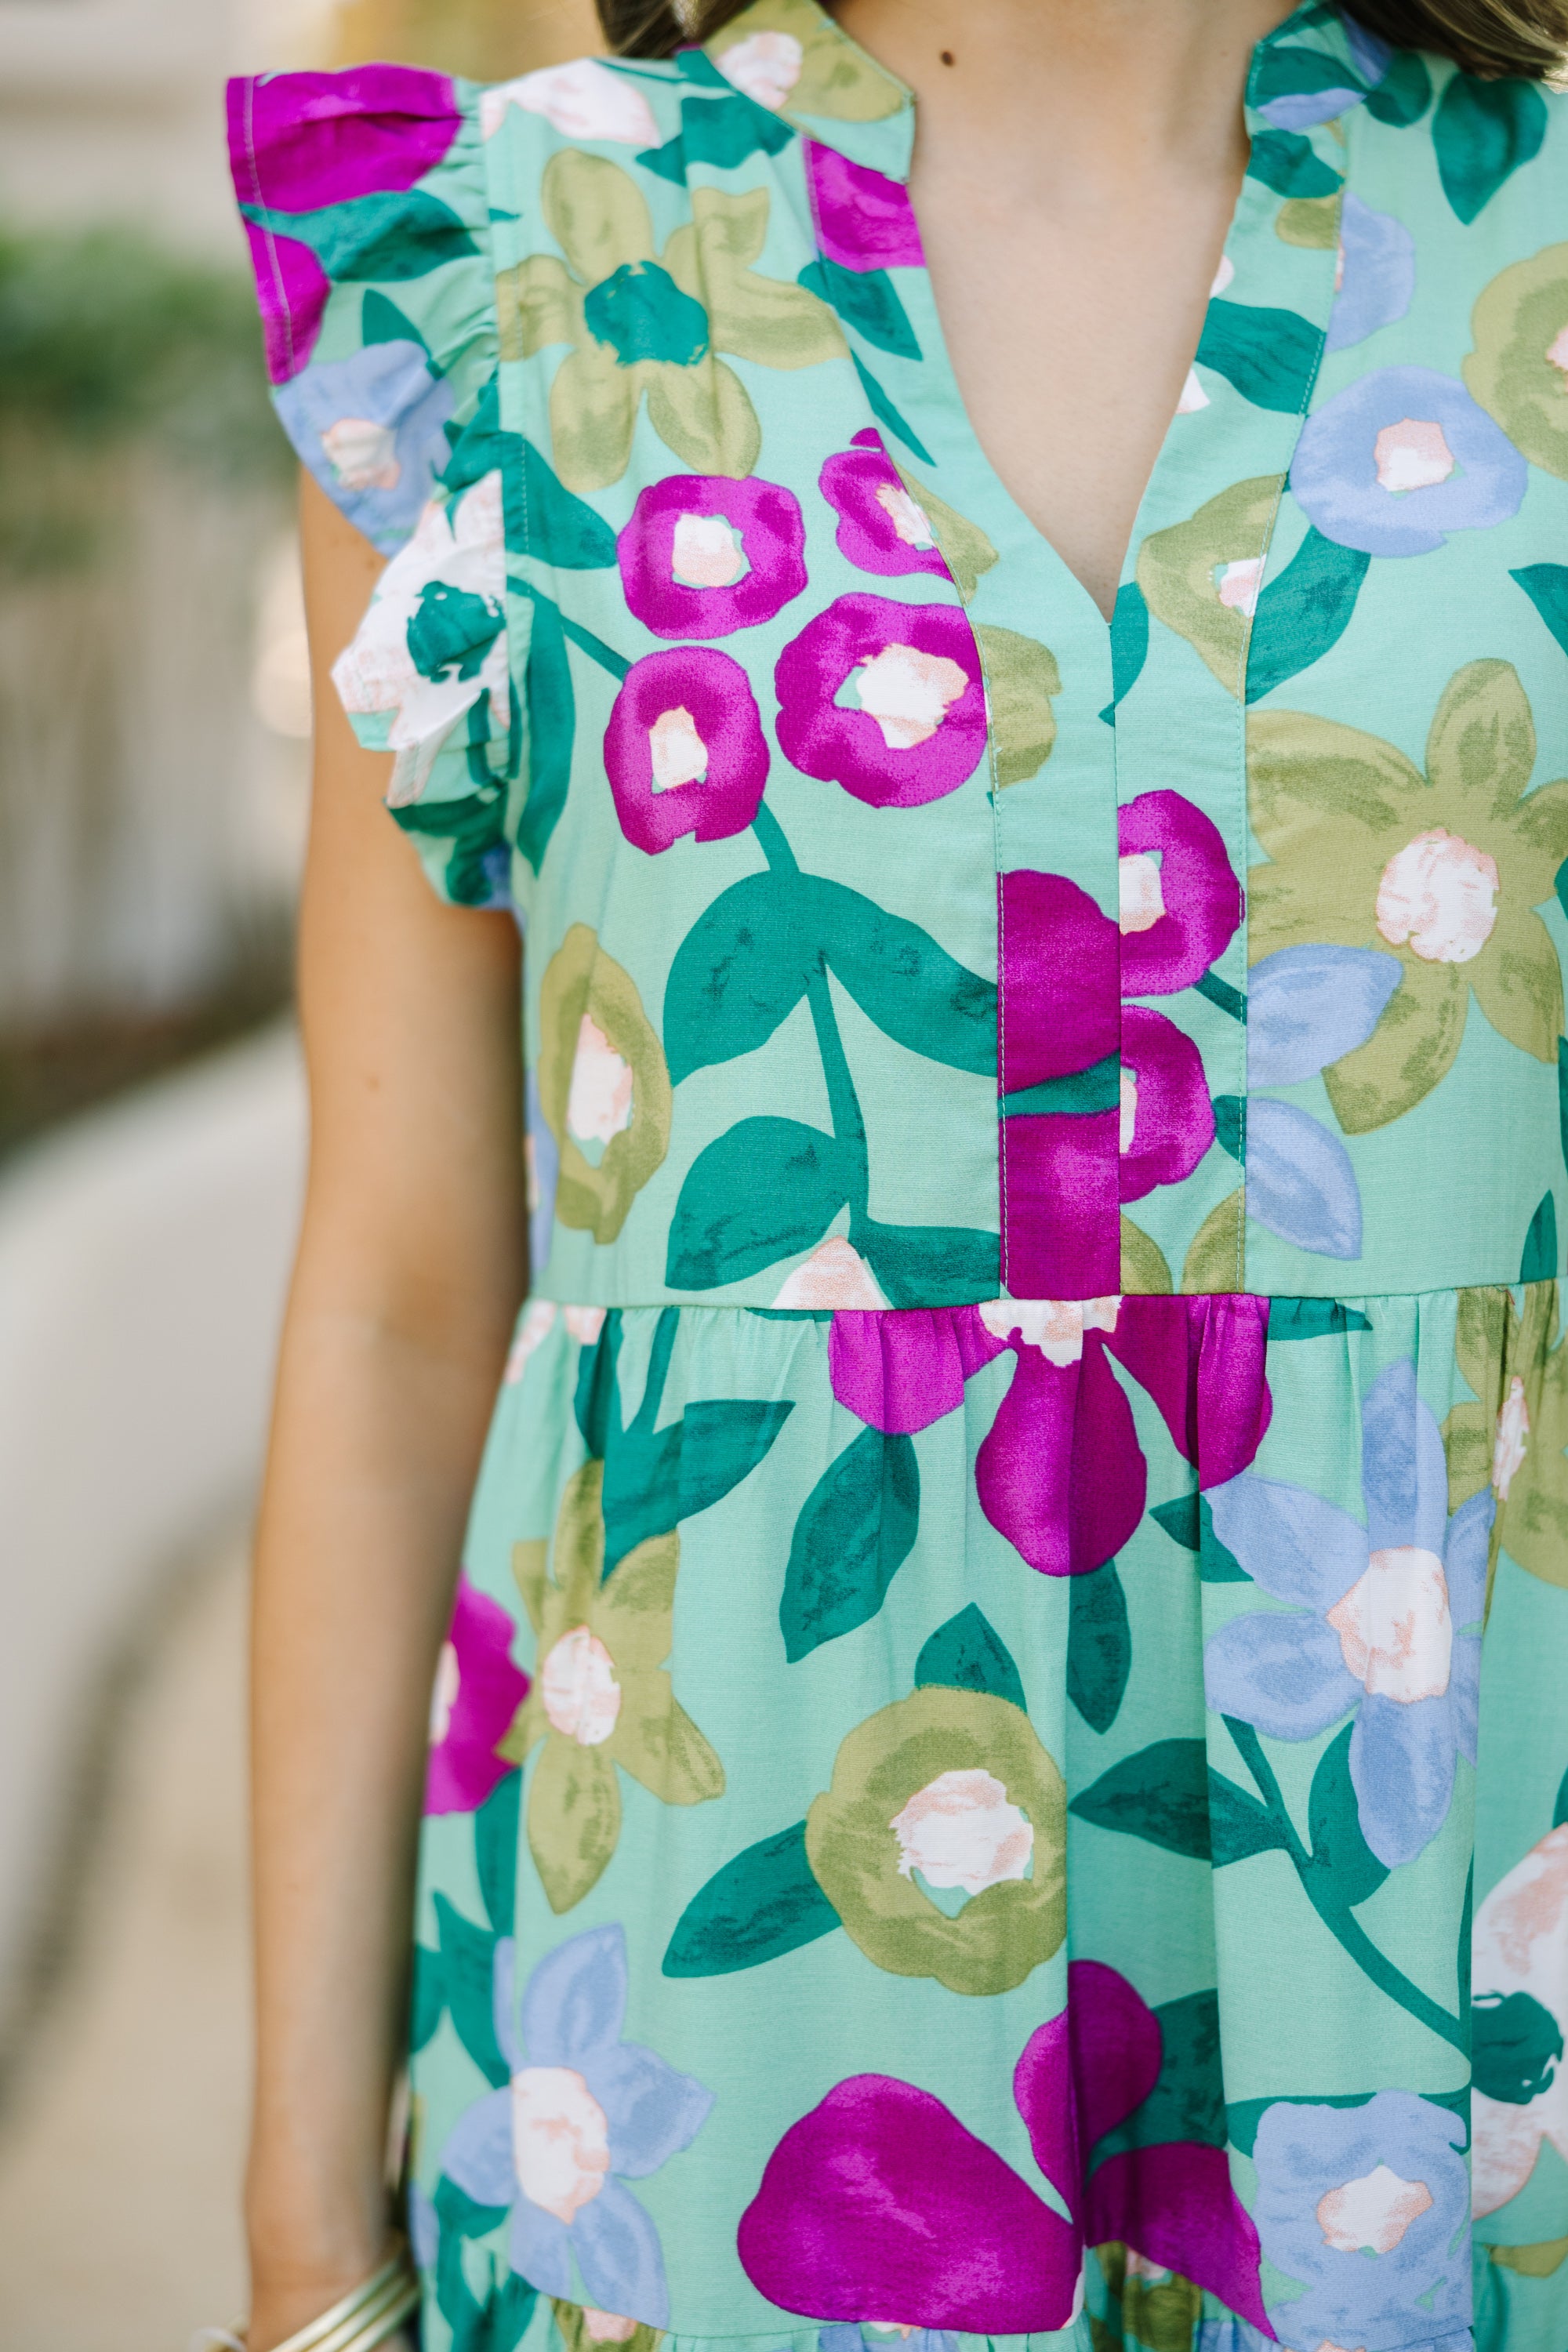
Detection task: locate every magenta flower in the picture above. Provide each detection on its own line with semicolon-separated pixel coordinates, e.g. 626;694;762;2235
1117;789;1244;997
827;1295;1271;1577
227;66;462;383
775;594;986;808
239;223;332;385
1120;1005;1216;1203
739;2073;1079;2334
227;66;461;211
737;1963;1269;2336
1015;1962;1271;2334
423;1575;530;1817
818;431;949;582
804;142;924;273
604;648;771;854
617;474;808;641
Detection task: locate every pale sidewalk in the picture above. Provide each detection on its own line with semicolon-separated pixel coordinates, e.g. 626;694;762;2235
0;1534;251;2350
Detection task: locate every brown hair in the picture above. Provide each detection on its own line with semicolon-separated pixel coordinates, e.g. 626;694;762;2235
595;0;1567;78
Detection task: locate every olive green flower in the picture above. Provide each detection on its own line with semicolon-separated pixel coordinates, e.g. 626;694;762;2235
1136;475;1284;693
1250;659;1568;1132
706;0;906;129
500;1460;724;1914
553;2300;662;2352
1444;1283;1568;1604
497;151;844;492
1465;241;1568;481
538;924;672;1243
804;1685;1065;1996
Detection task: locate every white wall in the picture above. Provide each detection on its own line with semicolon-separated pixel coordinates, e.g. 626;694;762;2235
0;1025;306;2008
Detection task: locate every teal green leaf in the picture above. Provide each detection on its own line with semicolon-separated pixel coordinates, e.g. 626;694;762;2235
780;1424;919;1661
360;287;430;354
851;351;934;463
241;190;478;281
1555;1762;1568;1828
410;1940;444;2050
1515;564;1568;660
1067;1559;1131;1734
434;1893;507;2087
474;1768;522;1937
1196;299;1323;414
799;259;921;359
915;1602;1026;1710
1247;528;1370;702
1523;1191;1559;1283
1559;1038;1568;1182
1366;49;1433;126
666;1117;850;1290
1253;45;1367;104
673;89;793;171
390;788;509;909
602;1397;794;1571
1069;1737;1212;1858
1300;1722;1389;1910
1003;1054;1120;1118
1459;1860;1473;2022
1472;1990;1563;2102
1213;1094;1245;1161
1433;73;1547;223
1209;1770;1289;1865
1268;1299;1374;1340
855;1217;999;1307
1246;128;1342;198
662;873;811;1084
662;871;996;1086
516;586;572;873
1099;579;1149;721
1093;1988;1228;2158
1150;1490;1250;1581
662;1818;840;1976
434;2173;510;2242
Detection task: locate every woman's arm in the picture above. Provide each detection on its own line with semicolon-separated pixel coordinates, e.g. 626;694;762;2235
245;474;528;2347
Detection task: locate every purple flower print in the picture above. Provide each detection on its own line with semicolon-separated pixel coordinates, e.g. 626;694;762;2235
1117;789;1244;999
1290;365;1527;557
1251;2092;1469;2350
804;142;924;273
739;1966;1269;2338
274;339;456;551
617;474;808;641
1204;1357;1492;1867
827;1295;1272;1577
738;2073;1080;2334
604;648;771;854
240;222;332;386
1016;1962;1270;2333
818;431;949;582
1003;870;1120;1082
227;65;461;211
1119;1006;1216;1203
424;1574;531;1816
227;67;462;382
441;1925;713;2326
1326;194;1416;354
775;595;987;808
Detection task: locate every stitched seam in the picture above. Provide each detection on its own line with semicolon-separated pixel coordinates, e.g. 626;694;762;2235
1226;151;1346;1294
984;637;1007;1298
242;78;297;383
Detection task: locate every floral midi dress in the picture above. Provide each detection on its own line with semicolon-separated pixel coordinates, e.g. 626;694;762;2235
230;6;1568;2349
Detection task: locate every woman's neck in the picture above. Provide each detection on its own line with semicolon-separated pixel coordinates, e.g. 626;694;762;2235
831;0;1299;196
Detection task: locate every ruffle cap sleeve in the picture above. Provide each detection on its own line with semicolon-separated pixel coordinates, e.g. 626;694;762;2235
228;67;520;909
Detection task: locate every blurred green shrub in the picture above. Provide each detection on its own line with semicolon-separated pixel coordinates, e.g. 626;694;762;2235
0;223;292;575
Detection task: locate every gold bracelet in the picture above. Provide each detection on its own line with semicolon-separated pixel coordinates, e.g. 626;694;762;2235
189;2237;420;2352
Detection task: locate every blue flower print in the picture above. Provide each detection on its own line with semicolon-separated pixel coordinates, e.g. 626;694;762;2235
1204;1358;1492;1867
1252;2092;1471;2350
1327;194;1415;353
1290;365;1526;555
440;1924;714;2328
274;338;456;552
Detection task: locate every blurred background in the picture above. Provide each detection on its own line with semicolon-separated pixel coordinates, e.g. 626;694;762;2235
0;1;597;2341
